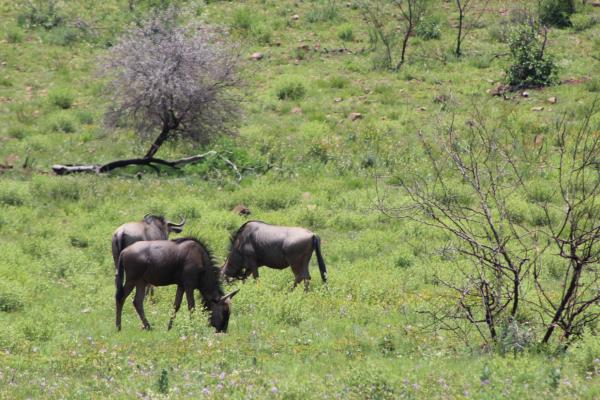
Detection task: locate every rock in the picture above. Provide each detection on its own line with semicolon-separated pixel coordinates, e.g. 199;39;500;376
531;106;544;112
250;52;263;61
291;106;302;114
490;84;509;96
292;14;300;20
349;112;363;121
547;96;557;104
521;91;529;97
418;106;427;111
334;97;343;102
297;43;310;51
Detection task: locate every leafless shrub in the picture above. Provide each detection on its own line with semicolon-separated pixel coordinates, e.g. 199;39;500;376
454;0;490;57
377;100;600;349
102;9;242;158
361;0;429;71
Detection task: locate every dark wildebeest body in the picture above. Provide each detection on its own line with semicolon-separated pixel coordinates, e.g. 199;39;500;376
112;214;185;295
115;238;237;332
221;221;328;290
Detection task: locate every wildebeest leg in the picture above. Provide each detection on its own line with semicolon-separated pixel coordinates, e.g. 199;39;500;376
116;281;135;331
291;254;312;291
185;287;196;311
132;283;151;330
145;284;155;299
168;285;184;330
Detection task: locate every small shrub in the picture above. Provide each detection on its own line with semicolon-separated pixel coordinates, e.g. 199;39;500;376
306;1;338;23
48;114;77;133
539;0;575;28
44;26;80;46
6;28;24;43
0;188;26;206
76;110;94;124
7;125;29;139
497;319;535;356
506;25;558;88
0;285;24;313
338;24;354;42
586;77;600;93
251;24;272;44
570;14;597;32
329;75;349;89
17;0;64;30
158;369;169;394
415;16;441;40
49;87;74;109
548;367;562;389
276;80;306;100
232;7;255;31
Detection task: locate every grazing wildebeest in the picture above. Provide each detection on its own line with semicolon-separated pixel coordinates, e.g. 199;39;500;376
115;237;238;332
112;214;185;295
221;221;328;290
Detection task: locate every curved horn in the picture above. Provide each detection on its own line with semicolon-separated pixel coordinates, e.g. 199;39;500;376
220;288;240;302
168;215;186;228
143;213;152;221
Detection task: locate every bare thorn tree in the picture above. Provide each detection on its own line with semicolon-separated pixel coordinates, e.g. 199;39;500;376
528;100;600;345
361;0;429;71
376;100;600;348
102;10;241;159
454;0;490;57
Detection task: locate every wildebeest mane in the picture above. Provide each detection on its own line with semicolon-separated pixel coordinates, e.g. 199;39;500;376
172;237;223;296
144;214;166;224
228;220;269;252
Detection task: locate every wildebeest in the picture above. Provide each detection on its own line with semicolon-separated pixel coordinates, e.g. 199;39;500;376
115;237;238;332
111;214;186;269
221;221;328;290
112;214;185;295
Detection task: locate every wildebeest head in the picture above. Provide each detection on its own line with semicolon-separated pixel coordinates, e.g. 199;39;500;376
208;289;239;332
144;214;186;234
221;242;247;281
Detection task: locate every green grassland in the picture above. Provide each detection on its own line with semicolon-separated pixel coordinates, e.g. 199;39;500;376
1;0;600;398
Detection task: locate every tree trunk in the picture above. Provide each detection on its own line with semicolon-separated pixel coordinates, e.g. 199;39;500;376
396;24;412;71
144;128;171;159
541;263;583;344
455;1;464;57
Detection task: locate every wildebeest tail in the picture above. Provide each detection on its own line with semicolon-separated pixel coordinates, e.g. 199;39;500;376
115;254;125;301
112;230;125;270
313;235;328;283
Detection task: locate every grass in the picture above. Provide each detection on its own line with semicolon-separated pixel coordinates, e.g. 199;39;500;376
0;0;600;398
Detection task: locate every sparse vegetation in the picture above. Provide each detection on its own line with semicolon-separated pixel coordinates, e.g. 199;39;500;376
1;0;600;397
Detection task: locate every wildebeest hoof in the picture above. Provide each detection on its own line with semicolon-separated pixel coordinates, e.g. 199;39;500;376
142;325;152;330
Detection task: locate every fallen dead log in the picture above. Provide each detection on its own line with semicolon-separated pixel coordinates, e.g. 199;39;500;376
51;150;242;181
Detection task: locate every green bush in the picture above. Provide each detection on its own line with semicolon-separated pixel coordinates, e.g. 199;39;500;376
338;24;354;42
306;1;338;23
44;26;81;46
570;14;597;32
415;16;441;40
47;114;77;133
276;80;306;100
539;0;575;27
232;7;255;31
0;284;24;313
506;25;558;88
76;110;94;124
586;77;600;93
6;28;24;43
48;87;74;109
17;0;64;30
